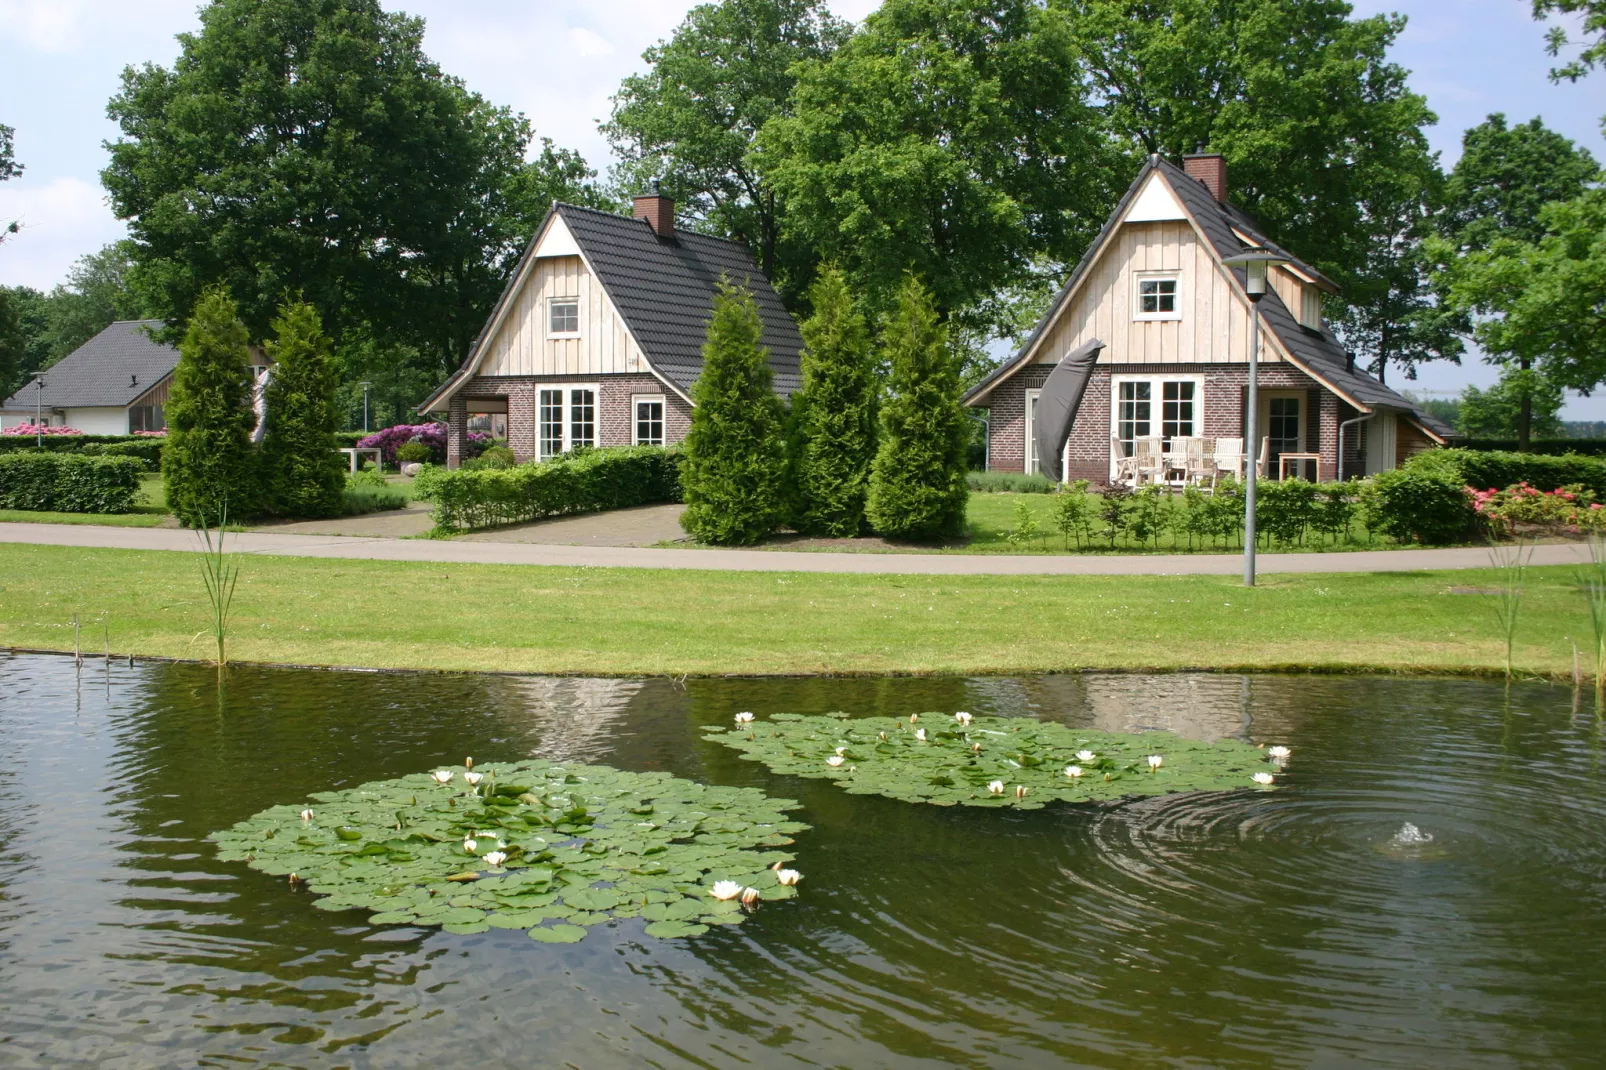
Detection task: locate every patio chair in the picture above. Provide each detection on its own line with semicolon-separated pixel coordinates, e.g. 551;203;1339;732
1111;436;1139;486
1164;436;1197;484
1213;437;1244;482
1253;436;1270;479
1184;437;1215;486
1133;436;1165;486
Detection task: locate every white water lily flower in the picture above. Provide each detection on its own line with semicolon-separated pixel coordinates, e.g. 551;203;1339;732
826;755;846;768
909;713;919;723
1253;772;1276;786
1076;750;1096;762
834;745;848;756
915;728;928;742
1267;746;1291;760
1147;755;1164;770
735;711;755;725
483;850;508;867
464;771;483;787
971;742;983;753
740;886;762;905
775;869;802;886
1065;766;1083;779
710;880;743;901
463;838;477;853
954;712;973;727
299;809;315;822
1015;785;1027;799
430;770;454;785
987;780;1005;795
465;757;474;770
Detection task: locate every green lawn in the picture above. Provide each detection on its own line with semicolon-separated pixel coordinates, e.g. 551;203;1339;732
0;542;1591;679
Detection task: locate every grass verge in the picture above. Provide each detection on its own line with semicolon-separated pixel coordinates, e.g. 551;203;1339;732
0;543;1591;678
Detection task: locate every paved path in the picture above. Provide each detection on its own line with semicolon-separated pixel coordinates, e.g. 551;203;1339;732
0;520;1591;575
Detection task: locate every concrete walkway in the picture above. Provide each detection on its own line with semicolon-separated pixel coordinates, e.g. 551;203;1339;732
0;520;1592;575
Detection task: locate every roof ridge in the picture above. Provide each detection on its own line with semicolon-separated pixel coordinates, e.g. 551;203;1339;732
555;201;760;254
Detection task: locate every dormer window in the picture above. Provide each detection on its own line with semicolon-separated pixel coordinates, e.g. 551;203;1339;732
1300;285;1323;330
548;297;580;337
1134;272;1181;321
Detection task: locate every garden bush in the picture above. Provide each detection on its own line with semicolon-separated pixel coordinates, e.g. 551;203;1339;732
78;440;166;470
163;288;262;525
341;483;408;515
396;440;432;464
356;422;490;466
1406;448;1606;495
966;470;1056;493
0;433;161;456
463;444;515;470
432;446;683;531
1365;468;1475;544
261;299;346;519
0;453;143;513
410;463;448;501
1255;478;1320;545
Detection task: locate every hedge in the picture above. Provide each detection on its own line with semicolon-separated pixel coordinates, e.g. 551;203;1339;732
0;433;163;455
431;446;683;531
1404;448;1606;495
79;440;166;470
1456;438;1606;457
0;453;144;513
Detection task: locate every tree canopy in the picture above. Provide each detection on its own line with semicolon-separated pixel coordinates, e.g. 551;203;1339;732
1439;114;1600;253
1533;0;1606;82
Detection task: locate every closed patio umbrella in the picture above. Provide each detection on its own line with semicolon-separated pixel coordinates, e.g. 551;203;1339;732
1033;337;1105;481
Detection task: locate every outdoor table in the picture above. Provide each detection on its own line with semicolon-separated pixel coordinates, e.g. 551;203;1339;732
337;447;382;473
1278;452;1321;481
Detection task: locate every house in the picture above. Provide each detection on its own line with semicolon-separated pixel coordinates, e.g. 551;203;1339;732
0;320;178;434
966;153;1450;483
421;193;803;467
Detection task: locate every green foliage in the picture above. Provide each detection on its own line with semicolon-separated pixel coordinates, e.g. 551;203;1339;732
705;712;1283;808
604;0;848;291
1005;498;1041;548
77;440;165;470
1098;484;1133;547
1458;368;1567;438
680;282;789;545
1312;483;1359;541
103;0;604;379
1126;485;1171;546
0;454;143;513
162;288;261;525
345;467;388;489
1439;114;1599;253
1533;0;1606;81
463;444;516;470
341;482;408;516
865;277;969;539
410;462;448;501
432;447;684;531
761;0;1121;328
1255;479;1320;545
396;440;432;464
789;267;878;536
1365;468;1474;544
1053;482;1093;548
1406;447;1606;495
262;300;345;519
209;758;809;943
966;470;1056;493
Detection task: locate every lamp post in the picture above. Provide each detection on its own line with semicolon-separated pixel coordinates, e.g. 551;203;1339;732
1222;249;1289;587
359;381;372;432
32;373;45;449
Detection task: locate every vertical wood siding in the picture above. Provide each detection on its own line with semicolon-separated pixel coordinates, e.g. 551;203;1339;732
1030;221;1273;369
479;256;648;377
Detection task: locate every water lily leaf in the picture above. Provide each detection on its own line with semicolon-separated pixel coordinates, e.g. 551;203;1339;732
528;923;588;943
442;921;490;935
643;920;710;939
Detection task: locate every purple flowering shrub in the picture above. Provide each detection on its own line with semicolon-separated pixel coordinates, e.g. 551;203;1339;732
356;422;490;465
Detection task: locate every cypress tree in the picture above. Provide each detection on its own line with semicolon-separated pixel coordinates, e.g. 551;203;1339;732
790;266;877;537
680;280;788;545
262;298;345;518
163;287;260;526
865;275;969;540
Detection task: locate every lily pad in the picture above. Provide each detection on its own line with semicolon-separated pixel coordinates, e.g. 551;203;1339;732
705;713;1283;808
209;758;810;944
643;920;710;939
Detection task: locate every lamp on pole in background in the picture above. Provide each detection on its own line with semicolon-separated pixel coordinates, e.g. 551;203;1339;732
359;381;372;432
32;372;45;449
1222;248;1289;587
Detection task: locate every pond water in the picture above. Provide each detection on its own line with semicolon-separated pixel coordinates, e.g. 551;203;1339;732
2;653;1604;1068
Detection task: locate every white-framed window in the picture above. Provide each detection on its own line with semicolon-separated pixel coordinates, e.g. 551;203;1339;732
548;297;581;337
1133;272;1181;320
1110;374;1203;476
1025;388;1041;475
537;383;598;459
632;394;666;446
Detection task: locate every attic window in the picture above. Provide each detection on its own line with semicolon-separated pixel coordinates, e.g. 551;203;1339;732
548;298;580;337
1300;286;1323;330
1134;273;1181;320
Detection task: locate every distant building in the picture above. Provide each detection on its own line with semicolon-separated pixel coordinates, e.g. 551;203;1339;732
0;320;177;434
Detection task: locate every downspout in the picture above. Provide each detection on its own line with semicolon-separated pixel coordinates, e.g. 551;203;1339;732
1337;413;1374;483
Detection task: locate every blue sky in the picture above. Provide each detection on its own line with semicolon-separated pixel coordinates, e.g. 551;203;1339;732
1;0;1600;410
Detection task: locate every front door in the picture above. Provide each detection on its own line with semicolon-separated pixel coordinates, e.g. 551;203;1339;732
1263;393;1304;478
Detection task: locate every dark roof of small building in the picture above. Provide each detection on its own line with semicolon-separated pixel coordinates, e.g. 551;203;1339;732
966;156;1449;439
423;203;803;410
0;320;177;411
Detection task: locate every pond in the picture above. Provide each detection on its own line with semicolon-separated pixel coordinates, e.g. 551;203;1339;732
1;652;1603;1068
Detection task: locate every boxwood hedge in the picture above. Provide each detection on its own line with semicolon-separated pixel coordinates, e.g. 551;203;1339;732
0;453;144;513
1405;448;1606;495
431;446;683;531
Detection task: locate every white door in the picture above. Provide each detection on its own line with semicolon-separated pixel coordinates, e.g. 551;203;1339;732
1365;412;1397;475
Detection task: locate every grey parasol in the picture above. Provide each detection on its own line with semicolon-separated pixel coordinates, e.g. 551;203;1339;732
1032;337;1105;480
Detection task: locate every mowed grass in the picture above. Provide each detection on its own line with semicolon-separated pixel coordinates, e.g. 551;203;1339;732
0;543;1592;679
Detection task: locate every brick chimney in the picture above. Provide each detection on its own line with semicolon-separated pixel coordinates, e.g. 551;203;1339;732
1182;152;1228;203
632;190;675;239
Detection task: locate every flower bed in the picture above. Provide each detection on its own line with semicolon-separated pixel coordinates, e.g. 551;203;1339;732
1469;482;1606;535
356;422;491;466
2;423;84;436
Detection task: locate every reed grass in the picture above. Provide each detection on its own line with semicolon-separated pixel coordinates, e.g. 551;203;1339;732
195;510;240;667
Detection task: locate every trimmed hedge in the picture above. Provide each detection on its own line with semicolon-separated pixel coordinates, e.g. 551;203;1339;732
79;440;166;470
1405;448;1606;495
1457;438;1606;457
0;453;144;513
432;446;683;531
0;433;163;455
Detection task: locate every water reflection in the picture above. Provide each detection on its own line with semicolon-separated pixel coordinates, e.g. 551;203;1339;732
0;653;1602;1067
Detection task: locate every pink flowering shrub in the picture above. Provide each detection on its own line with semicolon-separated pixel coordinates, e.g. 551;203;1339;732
1468;482;1606;534
355;422;490;465
132;429;168;437
2;423;83;437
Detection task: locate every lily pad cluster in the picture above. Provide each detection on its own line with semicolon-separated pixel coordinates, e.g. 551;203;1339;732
210;759;808;942
705;712;1284;809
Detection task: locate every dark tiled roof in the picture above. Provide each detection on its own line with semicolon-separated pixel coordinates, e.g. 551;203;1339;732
966;156;1445;438
1;320;177;410
423;204;802;409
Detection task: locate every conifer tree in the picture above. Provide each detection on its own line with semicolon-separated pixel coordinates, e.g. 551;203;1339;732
865;275;969;540
790;266;877;536
163;287;260;526
262;298;345;518
680;280;788;545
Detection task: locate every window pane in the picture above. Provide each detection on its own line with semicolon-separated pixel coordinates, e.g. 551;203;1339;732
570;388;595;449
635;400;664;446
1117;381;1151;455
550;300;579;334
539;389;564;457
1268;397;1301;471
1161;380;1195;446
1139;278;1177;314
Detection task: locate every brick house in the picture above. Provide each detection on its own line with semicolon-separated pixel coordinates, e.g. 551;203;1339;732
966;154;1450;483
0;320;177;434
420;193;802;467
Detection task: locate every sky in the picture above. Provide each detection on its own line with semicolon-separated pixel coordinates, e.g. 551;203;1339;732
1;0;1602;412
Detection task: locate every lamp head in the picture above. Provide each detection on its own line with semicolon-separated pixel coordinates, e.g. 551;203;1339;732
1222;248;1290;304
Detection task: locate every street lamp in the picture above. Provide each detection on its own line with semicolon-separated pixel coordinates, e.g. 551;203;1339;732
32;372;45;449
359;381;372;432
1222;248;1289;587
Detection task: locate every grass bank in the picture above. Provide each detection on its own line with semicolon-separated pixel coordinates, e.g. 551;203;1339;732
0;543;1591;679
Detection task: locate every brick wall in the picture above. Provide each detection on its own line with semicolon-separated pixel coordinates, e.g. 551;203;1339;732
984;363;1344;483
447;373;691;467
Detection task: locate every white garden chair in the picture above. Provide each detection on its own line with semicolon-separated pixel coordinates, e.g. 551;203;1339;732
1133;436;1165;486
1213;437;1244;482
1111;436;1139;486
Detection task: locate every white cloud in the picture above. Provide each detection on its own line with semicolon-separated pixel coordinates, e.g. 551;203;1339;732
0;0;88;53
567;27;613;58
0;176;124;290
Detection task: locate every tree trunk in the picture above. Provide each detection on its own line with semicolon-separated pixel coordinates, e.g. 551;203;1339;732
1518;357;1532;452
